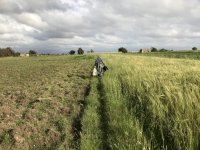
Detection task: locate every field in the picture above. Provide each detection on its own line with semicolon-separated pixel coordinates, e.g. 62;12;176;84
134;50;200;60
0;52;200;150
81;53;200;150
0;55;94;149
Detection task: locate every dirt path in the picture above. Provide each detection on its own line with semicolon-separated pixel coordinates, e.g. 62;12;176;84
72;77;111;150
97;78;111;150
71;83;91;149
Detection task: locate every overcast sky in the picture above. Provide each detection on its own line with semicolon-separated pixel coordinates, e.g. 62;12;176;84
0;0;200;53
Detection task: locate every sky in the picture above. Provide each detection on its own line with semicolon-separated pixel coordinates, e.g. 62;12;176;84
0;0;200;53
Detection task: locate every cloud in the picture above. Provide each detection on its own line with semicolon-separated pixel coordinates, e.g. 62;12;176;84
0;0;200;52
15;13;48;29
0;0;70;14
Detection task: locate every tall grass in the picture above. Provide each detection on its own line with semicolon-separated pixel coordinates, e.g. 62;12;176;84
82;54;200;149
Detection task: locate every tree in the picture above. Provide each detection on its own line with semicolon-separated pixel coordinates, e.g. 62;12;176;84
151;47;158;52
29;50;37;55
87;49;94;53
118;47;128;53
77;48;84;55
6;47;15;56
69;50;75;55
192;47;198;50
0;47;15;57
14;52;20;57
139;49;143;53
90;49;94;53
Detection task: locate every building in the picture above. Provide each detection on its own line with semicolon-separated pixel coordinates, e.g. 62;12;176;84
139;48;151;53
20;53;29;57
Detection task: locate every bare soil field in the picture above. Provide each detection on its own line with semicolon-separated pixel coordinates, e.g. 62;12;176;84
0;55;94;150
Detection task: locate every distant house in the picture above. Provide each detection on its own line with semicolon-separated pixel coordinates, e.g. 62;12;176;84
139;49;151;53
20;53;29;57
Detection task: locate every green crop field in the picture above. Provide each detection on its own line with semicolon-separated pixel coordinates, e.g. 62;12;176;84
1;52;200;150
81;53;200;150
133;50;200;60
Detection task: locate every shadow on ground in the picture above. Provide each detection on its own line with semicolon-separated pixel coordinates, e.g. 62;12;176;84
97;78;111;150
71;84;91;149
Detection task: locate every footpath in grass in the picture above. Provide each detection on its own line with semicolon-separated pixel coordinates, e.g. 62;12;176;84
81;77;111;150
81;54;200;150
81;57;149;150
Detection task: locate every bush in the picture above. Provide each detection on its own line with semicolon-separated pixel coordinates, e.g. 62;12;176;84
77;48;84;55
118;47;128;53
69;50;76;55
192;47;198;50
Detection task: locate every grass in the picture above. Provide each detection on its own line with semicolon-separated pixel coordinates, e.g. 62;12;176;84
132;50;200;60
1;52;200;150
80;78;102;150
81;53;200;150
0;55;94;149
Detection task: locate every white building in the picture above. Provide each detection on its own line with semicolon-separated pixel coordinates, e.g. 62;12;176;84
20;53;29;57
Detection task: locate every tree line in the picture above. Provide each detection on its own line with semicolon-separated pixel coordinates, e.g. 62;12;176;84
0;48;38;57
0;47;20;57
69;48;94;55
1;46;198;57
117;47;199;53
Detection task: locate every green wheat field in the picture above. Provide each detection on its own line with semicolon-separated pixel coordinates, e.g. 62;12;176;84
1;52;200;150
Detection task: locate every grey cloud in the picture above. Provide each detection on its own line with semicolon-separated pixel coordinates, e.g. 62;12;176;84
0;0;70;14
0;0;200;52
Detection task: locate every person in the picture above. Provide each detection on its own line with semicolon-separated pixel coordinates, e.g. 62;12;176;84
93;56;108;76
